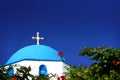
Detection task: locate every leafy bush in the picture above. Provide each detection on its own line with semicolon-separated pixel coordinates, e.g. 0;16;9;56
65;46;120;80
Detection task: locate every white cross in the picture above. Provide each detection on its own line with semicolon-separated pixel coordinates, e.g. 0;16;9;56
32;32;44;45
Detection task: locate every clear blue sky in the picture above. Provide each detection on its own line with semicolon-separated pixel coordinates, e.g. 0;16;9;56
0;0;120;66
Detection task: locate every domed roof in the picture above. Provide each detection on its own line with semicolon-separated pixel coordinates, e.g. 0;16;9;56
6;45;64;65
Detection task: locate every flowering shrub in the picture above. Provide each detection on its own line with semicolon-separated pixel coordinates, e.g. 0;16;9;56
65;46;120;80
0;64;67;80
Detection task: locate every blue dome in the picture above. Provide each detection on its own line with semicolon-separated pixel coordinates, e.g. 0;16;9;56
6;45;63;65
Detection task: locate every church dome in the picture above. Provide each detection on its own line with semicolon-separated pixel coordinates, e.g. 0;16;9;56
6;45;63;65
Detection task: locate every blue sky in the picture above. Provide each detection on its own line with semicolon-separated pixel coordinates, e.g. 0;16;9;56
0;0;120;66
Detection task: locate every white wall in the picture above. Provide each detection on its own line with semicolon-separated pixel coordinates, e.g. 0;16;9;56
13;60;68;76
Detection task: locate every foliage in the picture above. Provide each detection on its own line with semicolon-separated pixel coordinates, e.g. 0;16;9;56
65;46;120;80
0;65;46;80
0;65;13;80
65;65;90;80
0;65;65;80
14;66;34;80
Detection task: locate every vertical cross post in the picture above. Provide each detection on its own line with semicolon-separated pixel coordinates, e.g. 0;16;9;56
32;32;44;45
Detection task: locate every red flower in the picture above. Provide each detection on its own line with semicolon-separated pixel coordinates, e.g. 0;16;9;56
57;76;66;80
58;52;63;57
112;59;117;64
57;77;60;80
11;77;17;80
61;76;66;80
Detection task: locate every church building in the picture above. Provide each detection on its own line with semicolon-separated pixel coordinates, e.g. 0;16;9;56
5;32;69;79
